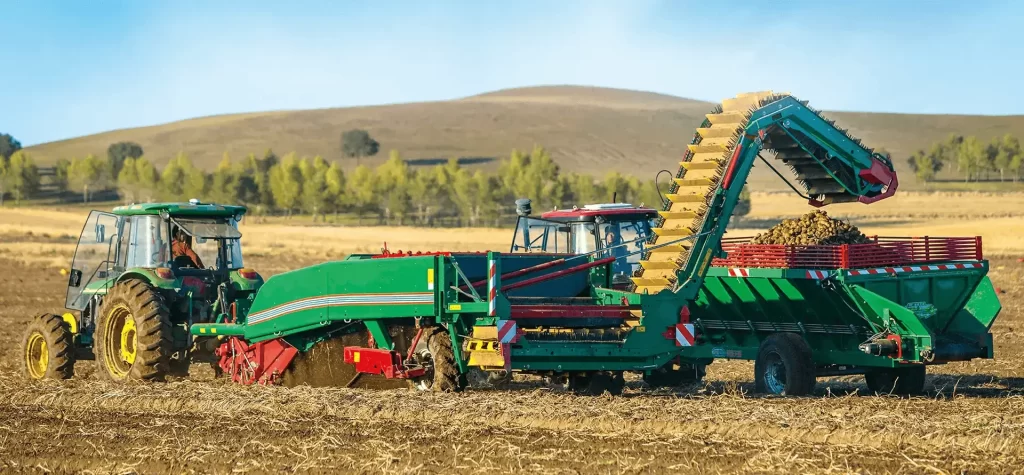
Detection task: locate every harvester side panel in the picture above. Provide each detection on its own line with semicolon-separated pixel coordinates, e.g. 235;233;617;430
242;257;439;343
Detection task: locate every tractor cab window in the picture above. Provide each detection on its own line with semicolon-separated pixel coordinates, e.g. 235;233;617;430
173;217;244;270
126;215;169;269
510;217;569;253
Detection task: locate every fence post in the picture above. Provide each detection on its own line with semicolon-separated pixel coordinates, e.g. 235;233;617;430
924;236;930;262
840;244;849;269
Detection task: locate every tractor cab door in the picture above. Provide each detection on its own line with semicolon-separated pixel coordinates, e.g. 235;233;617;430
66;211;123;311
597;217;653;287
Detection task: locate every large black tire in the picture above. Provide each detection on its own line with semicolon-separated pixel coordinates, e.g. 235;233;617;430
22;313;75;380
754;333;816;396
95;280;173;381
865;366;927;395
644;361;707;387
411;327;465;392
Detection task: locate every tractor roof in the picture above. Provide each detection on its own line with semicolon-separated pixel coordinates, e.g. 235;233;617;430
111;201;247;218
540;203;657;221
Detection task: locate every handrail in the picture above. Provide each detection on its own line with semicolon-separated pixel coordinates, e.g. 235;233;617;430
713;235;983;269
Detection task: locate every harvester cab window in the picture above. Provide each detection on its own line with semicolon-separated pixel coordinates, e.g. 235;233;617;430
65;211;121;311
597;218;651;280
510;217;568;253
569;223;598;254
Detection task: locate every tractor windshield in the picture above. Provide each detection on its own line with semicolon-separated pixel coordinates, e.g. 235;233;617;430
171;218;242;239
173;217;244;270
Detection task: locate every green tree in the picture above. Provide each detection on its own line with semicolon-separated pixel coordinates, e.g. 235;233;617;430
54;158;71;197
107;141;144;177
116;157;141;202
346;164;377;223
375;150;411;224
268;153;303;215
161;152;204;200
341;129;380;166
907;149;942;182
6;151;40;204
134;157;160;202
407;167;440;225
324;162;347;218
994;134;1021;182
0;156;8;206
957;136;984;182
209;153;241;204
299;156;330;220
0;133;21;160
68;154;108;203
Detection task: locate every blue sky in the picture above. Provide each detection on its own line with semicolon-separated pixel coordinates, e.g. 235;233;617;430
3;0;1022;146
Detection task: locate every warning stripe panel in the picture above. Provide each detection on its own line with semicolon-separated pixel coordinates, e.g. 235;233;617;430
846;262;982;276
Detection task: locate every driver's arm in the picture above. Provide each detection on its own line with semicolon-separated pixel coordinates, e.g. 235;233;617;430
185;247;204;268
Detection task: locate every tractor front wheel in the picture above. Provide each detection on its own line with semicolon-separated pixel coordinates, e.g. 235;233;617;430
409;327;466;392
95;280;173;381
754;333;816;396
22;313;75;380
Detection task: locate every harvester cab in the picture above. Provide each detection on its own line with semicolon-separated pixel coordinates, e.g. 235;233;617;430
25;200;264;382
510;200;658;288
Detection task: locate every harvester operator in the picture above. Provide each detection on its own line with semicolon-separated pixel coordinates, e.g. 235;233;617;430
604;227;630;275
171;228;204;268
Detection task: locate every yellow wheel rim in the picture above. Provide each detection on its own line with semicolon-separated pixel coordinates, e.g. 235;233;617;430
103;304;136;378
25;332;48;379
120;317;137;365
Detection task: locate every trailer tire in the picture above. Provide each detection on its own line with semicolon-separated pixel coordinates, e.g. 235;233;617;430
417;327;465;392
754;333;816;396
95;279;172;382
865;366;927;395
22;313;76;380
568;371;622;396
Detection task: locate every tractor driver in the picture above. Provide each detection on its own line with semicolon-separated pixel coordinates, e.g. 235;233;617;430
171;227;204;268
603;226;630;274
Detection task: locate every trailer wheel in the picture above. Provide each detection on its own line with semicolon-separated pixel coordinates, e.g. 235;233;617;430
644;362;706;387
22;313;75;380
410;327;466;392
95;279;172;381
754;333;816;396
568;371;622;396
865;366;927;395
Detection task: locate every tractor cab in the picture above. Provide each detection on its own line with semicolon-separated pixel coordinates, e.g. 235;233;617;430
509;200;658;287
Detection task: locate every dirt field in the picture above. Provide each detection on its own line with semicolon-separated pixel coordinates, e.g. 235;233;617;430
0;205;1023;474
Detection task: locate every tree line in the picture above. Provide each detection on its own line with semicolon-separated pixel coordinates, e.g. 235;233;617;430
18;140;666;226
906;134;1023;183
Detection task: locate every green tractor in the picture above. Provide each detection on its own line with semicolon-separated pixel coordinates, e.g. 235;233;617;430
22;200;263;381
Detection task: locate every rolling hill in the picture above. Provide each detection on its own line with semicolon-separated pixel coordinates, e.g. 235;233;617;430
23;86;1024;191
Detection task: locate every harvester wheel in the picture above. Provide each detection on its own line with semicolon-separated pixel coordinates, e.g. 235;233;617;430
865;366;927;395
21;313;75;380
410;327;466;392
95;279;173;381
644;362;707;388
568;371;622;396
754;333;816;396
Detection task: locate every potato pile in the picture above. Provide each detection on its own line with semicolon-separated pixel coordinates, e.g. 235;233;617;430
752;210;871;245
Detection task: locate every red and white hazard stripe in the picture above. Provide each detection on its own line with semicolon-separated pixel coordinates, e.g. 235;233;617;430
847;262;982;276
488;258;497;316
727;268;750;277
497;319;518;344
674;323;695;347
805;270;829;280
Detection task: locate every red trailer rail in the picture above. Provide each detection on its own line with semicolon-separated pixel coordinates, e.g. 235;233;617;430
713;236;983;269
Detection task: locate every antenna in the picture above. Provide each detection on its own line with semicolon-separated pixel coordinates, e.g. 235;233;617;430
612;191;617;203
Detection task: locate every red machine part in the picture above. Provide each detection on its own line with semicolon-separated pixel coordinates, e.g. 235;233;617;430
857;157;899;205
714;236;983;270
216;337;298;385
342;347;426;379
885;334;904;360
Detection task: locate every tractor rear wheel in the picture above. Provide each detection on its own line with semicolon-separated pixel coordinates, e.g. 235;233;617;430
754;333;816;396
95;280;173;381
865;366;927;395
410;327;466;392
22;313;75;380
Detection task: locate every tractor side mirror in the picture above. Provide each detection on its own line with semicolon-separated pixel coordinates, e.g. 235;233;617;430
68;269;83;287
94;224;106;243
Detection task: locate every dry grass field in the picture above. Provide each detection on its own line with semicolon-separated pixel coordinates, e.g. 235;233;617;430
0;194;1022;473
22;86;1024;191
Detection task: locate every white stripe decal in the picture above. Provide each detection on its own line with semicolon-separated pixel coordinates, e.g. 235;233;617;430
247;293;434;324
846;262;980;277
